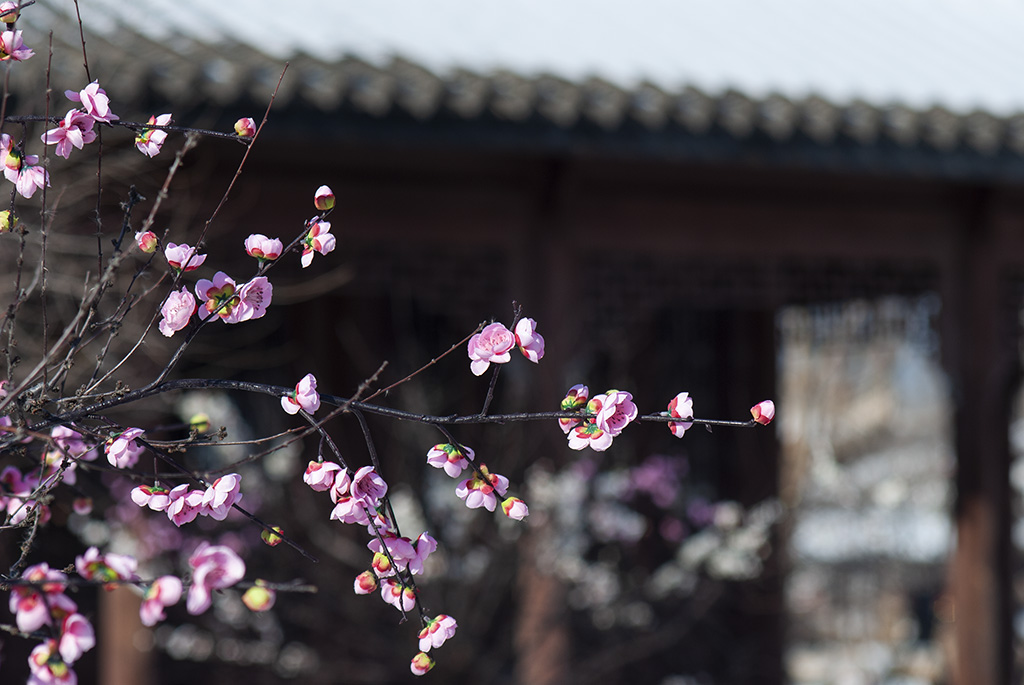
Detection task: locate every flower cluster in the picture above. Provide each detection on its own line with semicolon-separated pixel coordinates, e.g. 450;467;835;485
425;443;528;520
11;563;95;684
467;317;545;376
561;386;638;452
195;272;273;324
301;456;457;674
130;473;243;527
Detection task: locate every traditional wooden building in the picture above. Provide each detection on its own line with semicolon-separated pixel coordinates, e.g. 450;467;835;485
14;1;1024;683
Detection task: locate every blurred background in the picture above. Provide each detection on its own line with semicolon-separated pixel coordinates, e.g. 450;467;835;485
8;1;1024;683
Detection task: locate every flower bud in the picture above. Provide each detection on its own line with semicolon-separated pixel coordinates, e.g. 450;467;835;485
501;496;529;521
261;526;284;547
314;185;335;210
73;497;93;515
189;413;210;433
0;209;14;233
135;230;158;253
354;570;378;595
750;400;775;426
0;2;19;24
234;117;256;137
410;652;435;676
242;583;276;612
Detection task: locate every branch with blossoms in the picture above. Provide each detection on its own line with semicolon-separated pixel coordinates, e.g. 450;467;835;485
0;3;777;682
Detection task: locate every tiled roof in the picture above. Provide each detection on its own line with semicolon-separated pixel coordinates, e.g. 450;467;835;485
16;0;1024;155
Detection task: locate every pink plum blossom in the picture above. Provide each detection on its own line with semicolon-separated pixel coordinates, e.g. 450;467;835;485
751;399;775;425
244;233;283;261
426;443;474;478
42;110;97;159
667;391;694;438
186;542;246;615
314;185;335;210
165;242;206;272
354;570;378;595
159;287;197;337
75;547;138;584
242;584;276;612
134;113;171;157
380;578;416;612
104;427;145;469
140;575;182;626
300;219;335;268
410;652;435;676
135;230;158;253
455;464;508;512
330;496;370;525
594;390;638;437
367;534;416;569
501;496;529;520
51;425;96;460
329;468;353;503
65;81;117;122
29;640;77;685
407;532;437;576
418;614;457;652
234;117;256;137
166;484;204;527
0;30;32;61
514;317;545;363
303;460;341;491
281;373;319;415
195;271;238;320
9;563;76;633
230;276;272;322
559;384;589;434
58;613;95;664
201;473;242;520
566;421;613;451
467;322;515;376
131;483;171;511
0;133;44;198
351;465;387;507
16;162;48;198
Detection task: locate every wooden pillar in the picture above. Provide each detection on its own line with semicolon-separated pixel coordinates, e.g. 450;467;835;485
943;188;1016;685
99;584;152;685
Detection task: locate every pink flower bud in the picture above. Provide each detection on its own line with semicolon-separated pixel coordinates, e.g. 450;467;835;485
354;570;378;595
501;496;529;520
751;400;775;425
410;652;435;676
244;233;283;261
314;185;335;210
72;497;92;515
234;117;256;137
135;230;158;253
